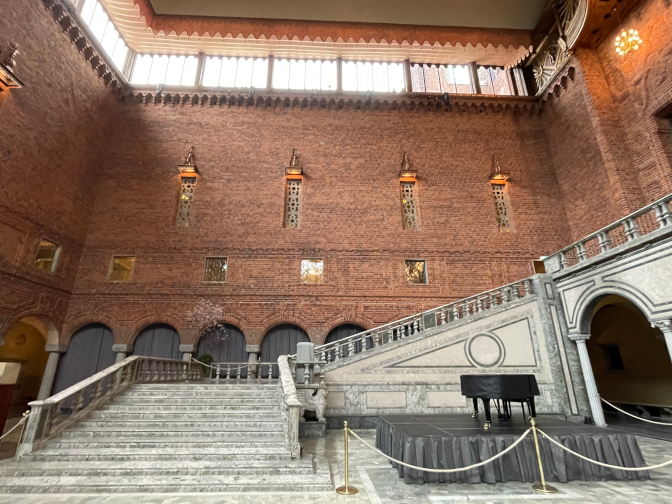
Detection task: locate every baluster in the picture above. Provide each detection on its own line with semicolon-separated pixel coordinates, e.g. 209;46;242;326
440;310;447;325
523;280;532;296
463;301;470;317
559;251;568;269
226;365;231;383
452;304;459;320
597;231;612;252
655;202;672;228
500;287;509;304
348;338;355;356
576;242;588;262
268;364;273;382
320;350;326;363
416;318;421;333
236;365;241;382
70;390;83;416
511;284;520;300
488;291;497;309
624;218;641;241
91;380;102;403
43;404;57;437
395;325;401;339
373;331;380;347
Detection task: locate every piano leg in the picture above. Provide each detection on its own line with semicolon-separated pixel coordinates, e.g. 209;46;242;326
471;398;479;418
528;397;537;418
482;398;492;429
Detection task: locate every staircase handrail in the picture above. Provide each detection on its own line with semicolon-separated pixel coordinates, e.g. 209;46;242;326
277;355;301;458
543;192;672;273
17;355;202;457
314;277;534;364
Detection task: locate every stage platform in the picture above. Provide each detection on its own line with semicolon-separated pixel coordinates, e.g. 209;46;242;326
376;414;650;484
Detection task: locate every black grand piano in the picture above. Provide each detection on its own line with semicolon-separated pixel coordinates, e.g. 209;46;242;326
460;374;540;429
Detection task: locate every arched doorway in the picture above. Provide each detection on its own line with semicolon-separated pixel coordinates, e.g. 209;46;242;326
261;324;309;378
133;324;181;360
197;324;248;378
325;323;368;358
52;323;116;408
587;295;672;422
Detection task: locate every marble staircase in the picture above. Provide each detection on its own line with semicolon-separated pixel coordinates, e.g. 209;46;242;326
0;383;332;493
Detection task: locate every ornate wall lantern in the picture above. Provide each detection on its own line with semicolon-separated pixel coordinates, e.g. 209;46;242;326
399;152;417;180
285;148;303;179
178;146;198;174
0;43;24;92
489;155;510;184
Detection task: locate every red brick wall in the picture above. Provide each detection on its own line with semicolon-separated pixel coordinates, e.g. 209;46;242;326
0;0;116;335
64;101;571;344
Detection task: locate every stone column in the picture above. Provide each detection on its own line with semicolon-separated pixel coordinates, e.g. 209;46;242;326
246;345;260;378
179;344;196;362
112;344;133;363
37;344;68;400
568;333;606;427
651;320;672;365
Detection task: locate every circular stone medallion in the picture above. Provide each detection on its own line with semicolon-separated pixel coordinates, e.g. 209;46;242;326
467;334;504;368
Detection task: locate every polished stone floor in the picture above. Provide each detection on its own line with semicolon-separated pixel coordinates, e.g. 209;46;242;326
0;428;671;503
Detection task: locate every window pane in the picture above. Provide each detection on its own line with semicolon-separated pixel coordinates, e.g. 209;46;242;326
181;56;198;86
89;4;109;41
35;240;59;273
147;55;169;85
220;57;237;87
478;67;494;95
439;65;457;93
109;257;135;282
130;54;152;85
202;57;221;87
235;57;254;87
491;67;513;96
300;259;323;283
454;65;472;93
305;60;321;91
410;64;425;92
272;58;290;89
423;65;441;93
342;61;357;91
203;257;228;282
164;55;185;85
100;22;119;56
405;260;427;284
289;59;306;90
321;60;337;91
388;63;405;92
111;39;128;71
80;0;97;25
251;58;268;88
372;62;389;92
357;62;373;91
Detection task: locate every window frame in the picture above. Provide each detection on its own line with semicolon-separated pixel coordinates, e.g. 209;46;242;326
107;255;136;282
34;238;61;274
300;258;324;284
202;256;229;283
405;259;428;285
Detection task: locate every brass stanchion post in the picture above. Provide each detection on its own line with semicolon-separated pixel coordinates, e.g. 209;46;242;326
336;421;358;495
530;417;557;494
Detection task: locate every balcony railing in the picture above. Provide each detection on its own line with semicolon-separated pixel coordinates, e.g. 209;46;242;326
314;278;534;364
543;193;672;274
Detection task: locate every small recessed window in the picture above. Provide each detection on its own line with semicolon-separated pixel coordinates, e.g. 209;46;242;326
405;260;427;284
301;259;323;283
203;257;228;282
108;256;135;282
35;239;60;273
601;345;625;371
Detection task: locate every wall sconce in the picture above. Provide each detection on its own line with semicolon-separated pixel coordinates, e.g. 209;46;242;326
178;146;198;174
399;152;417;180
0;43;24;92
489;155;510;183
285;148;303;178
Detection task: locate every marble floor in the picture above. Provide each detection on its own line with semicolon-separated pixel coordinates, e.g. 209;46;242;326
0;428;671;503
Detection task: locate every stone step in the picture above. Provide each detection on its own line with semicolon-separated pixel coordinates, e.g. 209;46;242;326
127;385;278;392
76;420;284;429
22;449;293;462
120;391;278;399
88;411;277;420
112;397;277;405
46;439;288;450
62;429;284;439
101;404;281;412
0;474;333;493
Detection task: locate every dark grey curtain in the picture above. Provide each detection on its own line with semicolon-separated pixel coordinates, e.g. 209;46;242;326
260;324;309;378
325;323;369;357
197;324;248;362
133;324;181;360
52;323;116;407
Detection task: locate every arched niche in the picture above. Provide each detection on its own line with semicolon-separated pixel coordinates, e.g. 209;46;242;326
52;323;116;404
261;324;310;378
196;323;248;363
133;323;181;360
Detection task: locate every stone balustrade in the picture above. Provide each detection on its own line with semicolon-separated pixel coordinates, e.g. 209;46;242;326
314;278;534;365
193;360;277;382
544;193;672;274
17;355;203;456
277;355;301;458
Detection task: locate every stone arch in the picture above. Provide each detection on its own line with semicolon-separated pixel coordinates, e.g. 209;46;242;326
129;313;184;344
260;324;310;377
195;322;248;363
259;313;311;343
132;323;182;360
321;315;373;345
1;313;59;346
62;313;119;345
192;312;251;344
573;286;656;335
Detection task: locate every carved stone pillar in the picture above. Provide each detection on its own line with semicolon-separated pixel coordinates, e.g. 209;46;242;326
37;344;68;400
112;344;133;363
568;333;606;427
651;320;672;365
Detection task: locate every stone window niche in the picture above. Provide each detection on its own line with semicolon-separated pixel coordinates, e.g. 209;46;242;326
400;181;418;231
284;179;302;229
35;239;60;273
108;256;135;282
300;259;323;283
405;259;427;284
176;176;196;227
203;257;228;283
491;183;512;233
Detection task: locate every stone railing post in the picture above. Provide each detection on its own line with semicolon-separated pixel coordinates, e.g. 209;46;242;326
37;344;68;400
15;402;49;457
576;242;588;262
179;344;195;362
112;343;133;363
568;333;605;427
651;320;672;366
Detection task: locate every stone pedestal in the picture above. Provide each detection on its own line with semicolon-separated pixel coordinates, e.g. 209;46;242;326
179;344;195;362
112;344;133;363
37;344;68;400
299;420;326;438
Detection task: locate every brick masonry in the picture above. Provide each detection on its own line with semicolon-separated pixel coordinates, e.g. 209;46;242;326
2;0;672;349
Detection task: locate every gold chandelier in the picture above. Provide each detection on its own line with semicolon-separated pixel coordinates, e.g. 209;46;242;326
615;29;642;56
